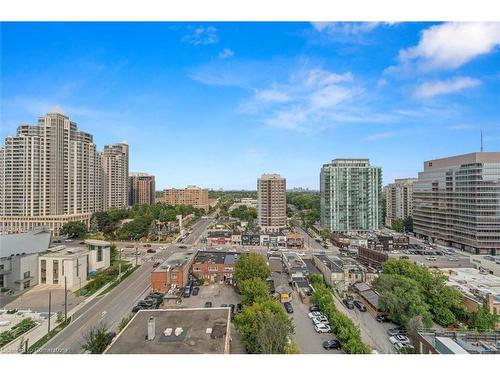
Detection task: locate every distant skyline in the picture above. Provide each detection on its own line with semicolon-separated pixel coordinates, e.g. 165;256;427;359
1;22;499;190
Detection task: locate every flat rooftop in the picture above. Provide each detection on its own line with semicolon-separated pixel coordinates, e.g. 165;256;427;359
419;330;500;354
40;247;88;259
153;250;197;273
193;251;240;265
441;267;500;303
105;308;231;354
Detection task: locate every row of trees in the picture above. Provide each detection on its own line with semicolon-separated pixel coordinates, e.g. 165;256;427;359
374;259;499;330
390;216;413;233
233;253;299;354
310;274;371;354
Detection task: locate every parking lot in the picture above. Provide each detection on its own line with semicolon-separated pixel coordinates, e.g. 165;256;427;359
177;283;241;309
289;293;343;354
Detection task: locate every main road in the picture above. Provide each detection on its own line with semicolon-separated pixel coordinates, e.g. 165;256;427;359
40;216;213;354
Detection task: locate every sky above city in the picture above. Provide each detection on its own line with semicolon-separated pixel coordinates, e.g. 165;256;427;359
1;22;499;190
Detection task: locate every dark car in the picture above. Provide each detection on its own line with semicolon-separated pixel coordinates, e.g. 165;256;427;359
322;339;341;350
236;303;243;312
353;300;367;312
183;286;191;298
179;245;187;249
376;314;390;323
284;302;294;314
220;304;228;308
309;305;320;312
146;248;156;254
153;261;160;268
228;304;235;314
137;299;155;308
192;286;200;296
343;299;355;309
204;301;212;308
131;305;143;313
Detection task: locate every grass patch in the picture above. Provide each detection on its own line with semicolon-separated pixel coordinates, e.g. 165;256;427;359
25;318;71;354
99;265;139;296
75;261;132;297
0;318;37;349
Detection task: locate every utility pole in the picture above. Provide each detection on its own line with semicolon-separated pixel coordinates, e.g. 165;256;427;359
47;291;52;334
64;276;68;323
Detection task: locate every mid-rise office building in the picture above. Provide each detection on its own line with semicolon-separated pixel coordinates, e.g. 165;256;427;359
257;174;287;233
385;178;417;227
160;186;209;211
320;158;383;232
103;142;129;209
413;152;500;255
129;172;155;206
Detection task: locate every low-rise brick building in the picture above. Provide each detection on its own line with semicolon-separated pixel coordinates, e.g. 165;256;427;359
191;251;239;284
151;250;197;293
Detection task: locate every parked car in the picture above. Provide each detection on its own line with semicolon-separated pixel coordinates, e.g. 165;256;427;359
314;324;331;333
322;339;341;350
192;286;200;296
309;305;320;312
153;261;160;268
308;311;323;319
312;316;329;325
389;335;410;345
183;286;191;298
284;302;294;314
426;256;437;261
204;301;212;308
376;314;390;323
387;327;407;336
131;305;143;313
179;245;187;249
146;248;156;254
353;300;367;312
343;299;355;309
220;304;228;307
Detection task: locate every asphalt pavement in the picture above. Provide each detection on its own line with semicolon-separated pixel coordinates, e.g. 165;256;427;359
39;216;213;354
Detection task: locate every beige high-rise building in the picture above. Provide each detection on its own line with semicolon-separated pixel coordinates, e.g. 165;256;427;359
129;172;156;206
257;174;287;233
103;143;129;209
160;186;209;211
413;152;500;255
385;178;417;227
0;109;123;235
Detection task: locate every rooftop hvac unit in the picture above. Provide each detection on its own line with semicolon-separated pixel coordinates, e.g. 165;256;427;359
147;317;155;341
174;327;183;336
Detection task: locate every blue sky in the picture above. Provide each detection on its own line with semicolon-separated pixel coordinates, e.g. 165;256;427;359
1;22;499;190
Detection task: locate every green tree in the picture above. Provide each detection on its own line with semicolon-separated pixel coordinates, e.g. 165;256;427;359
391;218;404;232
234;253;270;284
239;278;270;306
403;216;413;232
469;306;499;331
229;205;257;222
234;300;294;354
374;273;433;328
81;324;112;354
60;221;88;239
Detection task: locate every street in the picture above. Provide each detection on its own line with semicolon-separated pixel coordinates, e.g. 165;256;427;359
39;216;213;353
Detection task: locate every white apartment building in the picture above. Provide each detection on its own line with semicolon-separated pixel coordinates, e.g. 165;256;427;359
103;143;129;209
257;174;287;233
385;178;417;227
0;109;126;235
38;240;111;290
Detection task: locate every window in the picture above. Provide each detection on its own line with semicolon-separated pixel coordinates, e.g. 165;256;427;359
23;271;30;279
41;259;46;283
53;260;59;284
97;248;103;262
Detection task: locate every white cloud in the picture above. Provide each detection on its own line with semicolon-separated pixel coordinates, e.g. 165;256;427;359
398;22;500;71
311;22;381;36
413;76;481;98
255;89;291;103
309;85;355;109
305;69;353;87
182;26;218;45
218;48;234;59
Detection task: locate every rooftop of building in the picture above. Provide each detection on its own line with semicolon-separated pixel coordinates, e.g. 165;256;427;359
423;152;500;170
0;227;52;258
418;330;500;354
193;251;240;265
105;308;231;354
440;267;500;303
258;173;285;179
41;246;89;259
282;252;308;270
84;239;111;247
153;251;197;273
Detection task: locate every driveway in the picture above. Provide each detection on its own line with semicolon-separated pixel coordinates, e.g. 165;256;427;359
290;292;342;354
331;293;396;353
